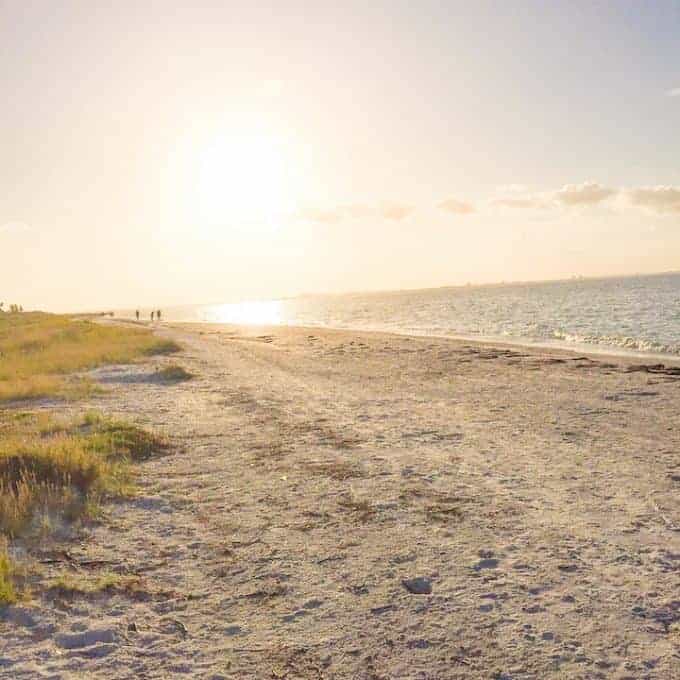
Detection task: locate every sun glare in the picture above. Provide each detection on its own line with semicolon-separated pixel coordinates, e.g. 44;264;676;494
205;299;284;325
194;132;288;233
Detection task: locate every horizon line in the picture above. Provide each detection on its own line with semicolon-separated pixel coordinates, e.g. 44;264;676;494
55;267;680;315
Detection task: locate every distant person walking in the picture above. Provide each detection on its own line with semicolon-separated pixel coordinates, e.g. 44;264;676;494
157;309;162;322
135;310;139;321
150;310;155;322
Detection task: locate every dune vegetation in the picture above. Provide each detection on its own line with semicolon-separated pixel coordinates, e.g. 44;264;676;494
0;410;168;604
0;410;168;539
0;543;16;605
0;312;180;403
0;312;174;604
156;364;194;382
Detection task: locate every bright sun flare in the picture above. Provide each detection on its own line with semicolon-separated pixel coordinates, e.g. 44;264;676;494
194;132;288;232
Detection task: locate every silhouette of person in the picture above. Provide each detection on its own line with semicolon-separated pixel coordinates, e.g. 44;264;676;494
150;311;155;322
135;310;139;321
157;309;162;321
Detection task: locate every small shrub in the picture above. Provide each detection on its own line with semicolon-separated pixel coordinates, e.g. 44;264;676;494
46;572;146;599
83;414;168;462
157;364;194;382
145;339;182;356
47;573;104;597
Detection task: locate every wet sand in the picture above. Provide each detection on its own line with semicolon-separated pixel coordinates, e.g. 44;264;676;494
2;323;680;678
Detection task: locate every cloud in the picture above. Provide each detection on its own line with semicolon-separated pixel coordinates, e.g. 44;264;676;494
666;87;680;97
380;202;415;221
343;203;374;219
296;207;346;224
626;186;680;214
296;182;680;224
490;182;616;211
0;221;31;235
554;182;616;206
438;198;475;215
491;196;549;210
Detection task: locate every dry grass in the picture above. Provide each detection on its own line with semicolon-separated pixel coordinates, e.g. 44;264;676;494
157;364;194;382
0;313;175;603
46;572;148;600
0;312;181;403
0;411;167;538
81;412;168;462
0;542;17;606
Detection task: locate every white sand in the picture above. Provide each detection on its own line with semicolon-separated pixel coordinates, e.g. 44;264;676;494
2;323;680;678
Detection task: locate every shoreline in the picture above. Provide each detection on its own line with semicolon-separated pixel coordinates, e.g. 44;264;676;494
166;319;680;367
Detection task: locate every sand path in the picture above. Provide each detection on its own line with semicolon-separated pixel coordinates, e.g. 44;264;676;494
2;324;679;678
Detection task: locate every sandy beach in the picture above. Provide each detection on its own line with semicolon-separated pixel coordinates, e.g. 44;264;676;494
2;323;680;679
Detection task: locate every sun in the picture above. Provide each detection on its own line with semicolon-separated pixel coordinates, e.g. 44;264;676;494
194;131;288;232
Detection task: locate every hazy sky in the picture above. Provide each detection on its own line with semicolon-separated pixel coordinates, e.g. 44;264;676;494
2;1;680;311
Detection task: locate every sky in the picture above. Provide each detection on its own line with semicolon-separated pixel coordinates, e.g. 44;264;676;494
2;1;680;311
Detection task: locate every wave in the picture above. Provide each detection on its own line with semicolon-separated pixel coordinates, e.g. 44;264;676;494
550;330;680;356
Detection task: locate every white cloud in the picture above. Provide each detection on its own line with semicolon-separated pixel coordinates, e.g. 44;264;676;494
297;183;680;224
438;198;475;215
490;182;616;211
343;203;374;219
626;186;680;214
554;182;616;206
380;202;414;221
491;196;550;210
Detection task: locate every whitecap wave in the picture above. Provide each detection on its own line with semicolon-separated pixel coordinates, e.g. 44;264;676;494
551;329;680;356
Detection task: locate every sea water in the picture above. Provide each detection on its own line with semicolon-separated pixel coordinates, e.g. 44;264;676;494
141;272;680;359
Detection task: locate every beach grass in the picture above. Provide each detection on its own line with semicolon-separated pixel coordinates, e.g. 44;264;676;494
0;312;181;403
0;543;17;606
0;313;173;604
0;411;168;539
156;364;194;382
46;571;147;600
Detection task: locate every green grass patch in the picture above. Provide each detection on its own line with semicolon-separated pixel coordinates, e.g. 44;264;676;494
0;545;17;606
0;312;180;403
82;412;167;462
0;313;175;603
0;411;167;539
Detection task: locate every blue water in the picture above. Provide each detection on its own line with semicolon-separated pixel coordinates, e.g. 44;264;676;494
138;273;680;359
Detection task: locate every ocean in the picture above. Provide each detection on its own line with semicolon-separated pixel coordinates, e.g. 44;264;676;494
133;272;680;359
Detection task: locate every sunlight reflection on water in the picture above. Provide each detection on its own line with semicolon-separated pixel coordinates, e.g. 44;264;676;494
134;272;680;359
203;299;284;325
